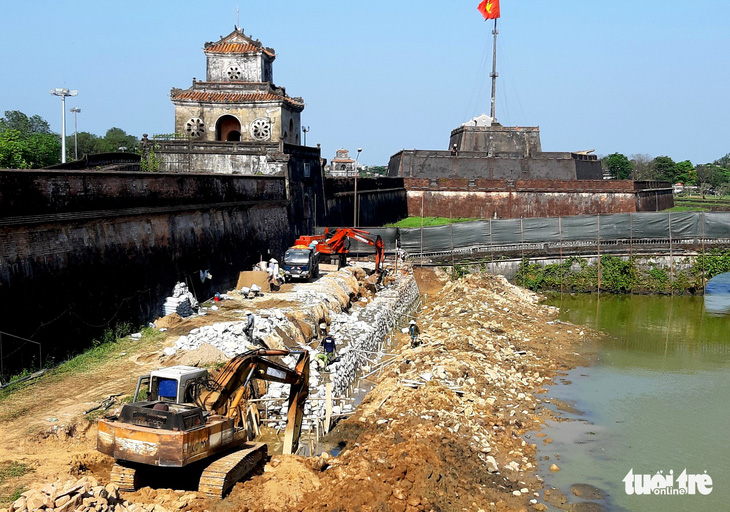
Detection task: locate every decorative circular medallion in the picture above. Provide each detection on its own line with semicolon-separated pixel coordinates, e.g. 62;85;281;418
227;66;242;80
185;118;205;138
250;118;271;141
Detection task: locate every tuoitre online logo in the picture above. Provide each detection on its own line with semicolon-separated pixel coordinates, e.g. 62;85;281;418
623;469;713;496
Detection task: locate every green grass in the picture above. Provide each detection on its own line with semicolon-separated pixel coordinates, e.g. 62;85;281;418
2;487;26;505
674;195;730;211
387;216;480;228
54;326;163;377
0;327;165;405
0;462;33;504
666;206;711;212
0;462;31;484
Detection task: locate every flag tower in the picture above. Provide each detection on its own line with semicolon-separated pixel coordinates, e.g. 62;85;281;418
477;0;501;120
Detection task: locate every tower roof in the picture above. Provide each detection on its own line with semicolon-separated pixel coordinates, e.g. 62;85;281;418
203;28;275;58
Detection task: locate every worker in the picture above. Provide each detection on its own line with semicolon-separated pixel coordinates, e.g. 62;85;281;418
317;333;337;366
267;258;280;291
319;322;328;338
409;320;420;347
244;311;255;339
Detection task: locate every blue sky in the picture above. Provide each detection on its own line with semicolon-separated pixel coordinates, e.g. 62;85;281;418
1;1;728;166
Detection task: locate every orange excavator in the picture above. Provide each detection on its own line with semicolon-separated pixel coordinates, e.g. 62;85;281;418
97;349;309;497
285;228;385;279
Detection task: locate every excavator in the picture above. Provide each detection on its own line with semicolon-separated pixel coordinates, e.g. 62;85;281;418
97;349;309;498
283;228;385;281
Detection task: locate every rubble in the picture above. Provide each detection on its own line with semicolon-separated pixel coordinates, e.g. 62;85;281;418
5;477;148;512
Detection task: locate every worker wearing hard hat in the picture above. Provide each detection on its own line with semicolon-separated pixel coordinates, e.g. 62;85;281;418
409;320;420;347
267;258;280;291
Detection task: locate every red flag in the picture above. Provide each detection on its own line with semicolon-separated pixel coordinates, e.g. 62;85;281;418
477;0;500;20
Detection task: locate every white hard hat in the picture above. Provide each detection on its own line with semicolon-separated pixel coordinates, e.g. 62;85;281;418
269;258;277;263
320;323;327;329
244;310;252;316
409;320;416;325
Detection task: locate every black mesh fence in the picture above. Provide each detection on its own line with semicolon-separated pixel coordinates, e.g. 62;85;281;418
354;212;730;258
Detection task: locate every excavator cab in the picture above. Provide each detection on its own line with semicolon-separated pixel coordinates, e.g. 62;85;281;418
132;365;208;403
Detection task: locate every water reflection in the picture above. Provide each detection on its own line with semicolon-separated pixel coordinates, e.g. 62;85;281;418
541;293;730;512
548;293;730;365
704;272;730;316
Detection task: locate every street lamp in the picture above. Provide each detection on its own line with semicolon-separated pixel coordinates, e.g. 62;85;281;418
50;88;78;163
353;147;363;227
70;107;81;161
302;126;310;147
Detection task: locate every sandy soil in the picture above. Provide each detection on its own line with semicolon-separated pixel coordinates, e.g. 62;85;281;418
0;269;598;512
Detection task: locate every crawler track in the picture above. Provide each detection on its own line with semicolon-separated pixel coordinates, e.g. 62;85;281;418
198;443;268;498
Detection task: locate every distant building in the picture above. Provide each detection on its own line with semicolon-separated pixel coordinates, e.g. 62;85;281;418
388;114;673;218
152;27;318;176
170;27;303;145
328;148;357;177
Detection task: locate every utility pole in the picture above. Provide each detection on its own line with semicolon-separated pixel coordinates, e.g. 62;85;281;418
50;88;78;163
70;107;81;160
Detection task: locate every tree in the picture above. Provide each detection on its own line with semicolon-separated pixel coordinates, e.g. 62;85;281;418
630;154;658;181
695;164;727;197
0;129;60;169
653;156;678;183
96;128;139;153
0;110;51;135
714;153;730;170
0;130;28;168
675;160;695;185
602;153;632;180
66;131;101;159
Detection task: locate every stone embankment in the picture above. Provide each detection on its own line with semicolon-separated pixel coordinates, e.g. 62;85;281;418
164;267;420;434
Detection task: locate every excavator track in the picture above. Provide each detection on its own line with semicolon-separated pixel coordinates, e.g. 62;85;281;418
198;443;267;498
110;462;139;492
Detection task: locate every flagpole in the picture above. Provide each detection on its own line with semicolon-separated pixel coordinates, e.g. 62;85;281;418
489;18;498;120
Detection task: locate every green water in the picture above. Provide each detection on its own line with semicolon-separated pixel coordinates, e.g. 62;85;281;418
540;294;730;512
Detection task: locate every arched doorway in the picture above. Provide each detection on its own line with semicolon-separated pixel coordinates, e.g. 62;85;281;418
216;115;241;141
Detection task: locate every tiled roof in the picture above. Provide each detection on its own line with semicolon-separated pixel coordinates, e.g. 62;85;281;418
204;43;275;57
171;90;302;107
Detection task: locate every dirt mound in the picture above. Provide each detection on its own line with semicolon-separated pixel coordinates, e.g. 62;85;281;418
169;343;228;366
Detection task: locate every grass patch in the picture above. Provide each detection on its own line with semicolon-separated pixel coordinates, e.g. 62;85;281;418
54;326;164;378
0;462;32;484
666;206;710;212
2;486;26;505
0;327;165;406
387;216;480;228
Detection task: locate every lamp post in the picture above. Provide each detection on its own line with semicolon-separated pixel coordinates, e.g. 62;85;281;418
70;107;81;161
302;126;310;147
353;147;362;227
50;88;78;163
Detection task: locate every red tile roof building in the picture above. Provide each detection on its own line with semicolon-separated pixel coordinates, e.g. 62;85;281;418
170;28;304;144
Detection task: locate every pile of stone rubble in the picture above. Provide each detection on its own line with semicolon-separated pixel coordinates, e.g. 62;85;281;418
4;477;147;512
161;282;198;318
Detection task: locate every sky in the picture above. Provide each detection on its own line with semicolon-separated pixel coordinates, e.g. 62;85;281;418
1;1;729;166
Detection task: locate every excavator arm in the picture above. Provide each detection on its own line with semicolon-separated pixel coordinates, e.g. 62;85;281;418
317;228;385;271
204;349;310;455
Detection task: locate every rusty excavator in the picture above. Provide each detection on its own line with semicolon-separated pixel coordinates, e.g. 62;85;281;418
97;349;309;498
